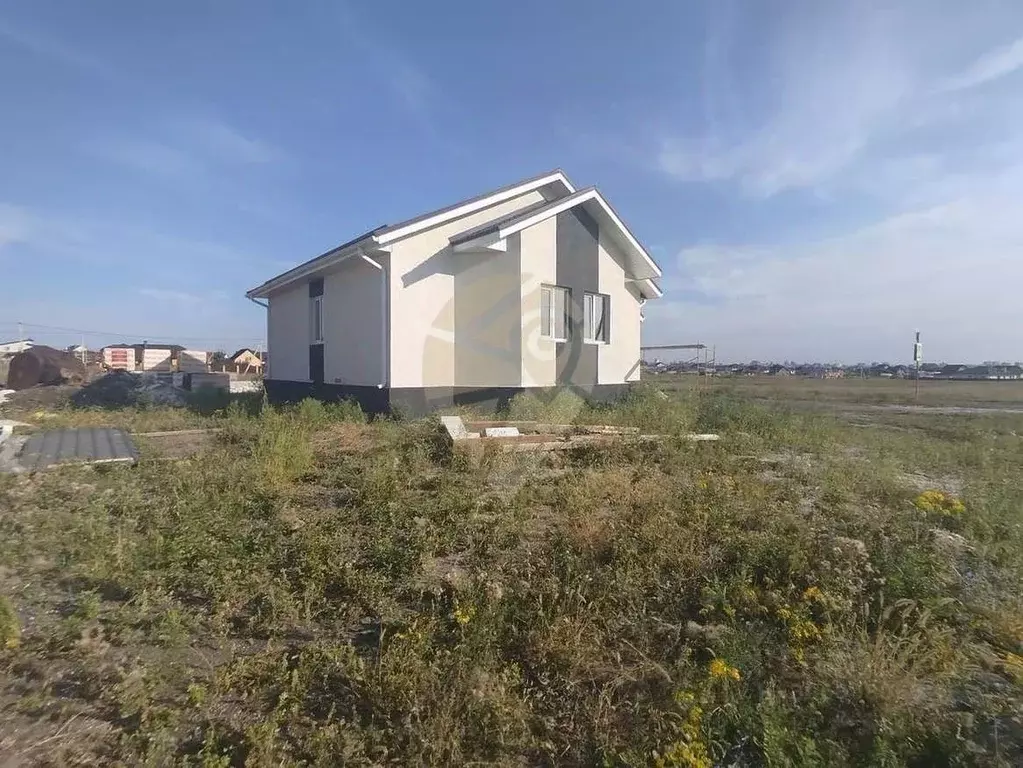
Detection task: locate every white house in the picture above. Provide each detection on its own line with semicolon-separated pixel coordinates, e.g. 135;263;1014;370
0;338;34;355
246;170;662;414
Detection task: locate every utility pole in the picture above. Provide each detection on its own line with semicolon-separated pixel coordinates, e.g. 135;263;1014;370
913;330;922;401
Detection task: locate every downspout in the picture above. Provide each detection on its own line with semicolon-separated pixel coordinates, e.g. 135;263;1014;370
358;252;389;388
247;295;269;377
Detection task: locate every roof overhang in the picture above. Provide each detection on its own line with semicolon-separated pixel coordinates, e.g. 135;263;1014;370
245;169;577;300
450;187;663;286
246;237;389;299
633;278;663;299
374;170;574;246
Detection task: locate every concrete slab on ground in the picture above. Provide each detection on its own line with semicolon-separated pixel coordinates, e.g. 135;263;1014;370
13;428;138;472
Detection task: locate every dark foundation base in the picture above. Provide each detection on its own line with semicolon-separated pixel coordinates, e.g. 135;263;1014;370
262;380;633;417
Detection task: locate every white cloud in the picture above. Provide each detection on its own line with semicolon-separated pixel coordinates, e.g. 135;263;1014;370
331;4;439;120
0;18;121;80
0;204;33;252
940;35;1023;92
92;116;282;181
138;288;207;305
647;178;1023;362
655;4;1023;199
640;3;1023;362
95;138;204;178
657;4;917;197
177;117;280;165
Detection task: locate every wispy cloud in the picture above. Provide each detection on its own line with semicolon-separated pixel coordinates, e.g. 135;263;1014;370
0;202;259;270
647;162;1023;361
138;288;205;305
92;116;283;183
139;287;228;306
656;4;917;197
0;17;120;80
940;35;1023;92
641;3;1023;361
177;117;280;165
332;4;440;120
651;5;1023;199
0;204;33;253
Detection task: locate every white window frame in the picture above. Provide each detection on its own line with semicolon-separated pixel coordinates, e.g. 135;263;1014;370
583;292;610;344
311;295;324;344
540;284;570;342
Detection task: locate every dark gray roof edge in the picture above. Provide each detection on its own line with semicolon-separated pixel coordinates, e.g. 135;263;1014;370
376;168;572;238
449;186;596;245
246;169;574;297
245;226;385;297
446;184;663;283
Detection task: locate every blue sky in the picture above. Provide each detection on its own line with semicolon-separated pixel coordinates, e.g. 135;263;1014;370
2;0;1022;362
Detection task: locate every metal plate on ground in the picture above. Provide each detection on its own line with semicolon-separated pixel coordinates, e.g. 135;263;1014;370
17;428;139;471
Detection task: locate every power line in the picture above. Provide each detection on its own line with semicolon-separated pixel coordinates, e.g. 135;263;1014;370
0;320;263;343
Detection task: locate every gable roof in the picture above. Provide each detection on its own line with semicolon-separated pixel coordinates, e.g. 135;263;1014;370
450;186;662;286
229;348;261;361
245;169;662;299
247;170;574;299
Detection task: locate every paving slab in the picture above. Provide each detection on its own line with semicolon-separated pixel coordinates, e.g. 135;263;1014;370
15;428;139;471
440;415;469;440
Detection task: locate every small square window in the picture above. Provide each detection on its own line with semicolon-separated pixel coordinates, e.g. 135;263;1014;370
540;284;569;341
583;292;610;344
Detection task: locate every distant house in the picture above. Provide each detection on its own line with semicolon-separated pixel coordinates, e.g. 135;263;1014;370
65;344;102;365
228;348;264;373
100;343;200;372
0;338;34;355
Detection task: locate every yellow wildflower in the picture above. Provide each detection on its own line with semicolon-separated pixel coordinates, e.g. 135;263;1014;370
453;602;475;626
708;658;741;681
802;586;824;603
913;489;965;517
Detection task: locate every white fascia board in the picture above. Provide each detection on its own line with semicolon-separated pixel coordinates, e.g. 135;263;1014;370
497;189;599;239
451;235;508;252
589;194;662;280
375;171;575;246
631;278;663;299
245;238;387;298
494;189;663;282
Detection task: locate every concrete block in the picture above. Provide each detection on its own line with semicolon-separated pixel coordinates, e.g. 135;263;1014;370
440;415;469;441
483;426;520;437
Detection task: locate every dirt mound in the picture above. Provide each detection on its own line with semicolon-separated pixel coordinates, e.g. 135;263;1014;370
71;371;188;408
7;346;87;390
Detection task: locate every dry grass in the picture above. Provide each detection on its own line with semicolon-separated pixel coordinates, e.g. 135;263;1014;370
0;384;1021;765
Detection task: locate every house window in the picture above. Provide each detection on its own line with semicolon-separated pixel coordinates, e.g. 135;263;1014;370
540;284;569;341
583;292;610;344
311;295;323;343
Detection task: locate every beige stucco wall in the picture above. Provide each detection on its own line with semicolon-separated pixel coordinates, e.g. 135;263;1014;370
388;190;546;388
322;256;386;385
519;216;558;387
598;231;644;384
266;283;309;381
266;255;386;384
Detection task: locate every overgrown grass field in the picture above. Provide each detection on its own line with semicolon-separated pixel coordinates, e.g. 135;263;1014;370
1;385;1022;765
